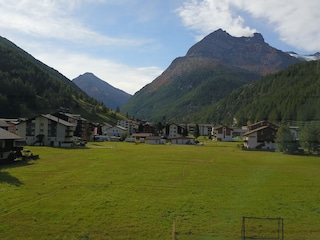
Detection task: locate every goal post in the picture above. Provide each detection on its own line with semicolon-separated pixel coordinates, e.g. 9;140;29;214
241;216;284;240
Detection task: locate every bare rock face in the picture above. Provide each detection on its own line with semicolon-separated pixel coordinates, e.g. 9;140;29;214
186;29;300;75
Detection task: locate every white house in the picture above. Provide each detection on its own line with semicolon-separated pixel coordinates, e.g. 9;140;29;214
100;122;112;135
243;121;277;150
179;124;214;137
213;125;233;142
164;124;186;139
105;125;127;138
17;114;76;147
116;119;138;135
198;124;214;136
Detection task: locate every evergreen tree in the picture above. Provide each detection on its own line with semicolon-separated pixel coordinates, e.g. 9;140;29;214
299;122;320;154
194;124;200;139
275;124;298;153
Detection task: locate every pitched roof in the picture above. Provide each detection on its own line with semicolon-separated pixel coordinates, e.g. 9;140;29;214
243;125;277;136
0;120;11;128
41;114;77;127
0;128;22;140
214;125;233;130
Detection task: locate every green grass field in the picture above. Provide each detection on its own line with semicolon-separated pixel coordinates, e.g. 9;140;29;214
0;141;320;240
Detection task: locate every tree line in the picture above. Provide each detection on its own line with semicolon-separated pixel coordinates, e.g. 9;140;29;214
276;122;320;154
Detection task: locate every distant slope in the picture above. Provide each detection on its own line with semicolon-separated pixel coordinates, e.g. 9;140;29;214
0;36;119;123
200;61;320;126
121;29;301;122
73;73;131;110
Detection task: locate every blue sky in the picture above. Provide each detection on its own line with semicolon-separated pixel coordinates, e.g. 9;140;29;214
0;0;319;94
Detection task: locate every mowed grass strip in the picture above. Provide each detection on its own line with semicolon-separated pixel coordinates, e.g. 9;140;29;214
0;142;320;240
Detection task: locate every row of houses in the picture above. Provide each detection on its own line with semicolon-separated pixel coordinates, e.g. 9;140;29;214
214;121;300;151
115;120;214;136
0;109;300;162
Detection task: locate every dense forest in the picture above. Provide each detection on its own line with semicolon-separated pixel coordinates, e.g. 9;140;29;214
199;61;320;126
0;36;119;123
122;64;260;122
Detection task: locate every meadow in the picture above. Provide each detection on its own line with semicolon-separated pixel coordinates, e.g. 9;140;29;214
0;141;320;240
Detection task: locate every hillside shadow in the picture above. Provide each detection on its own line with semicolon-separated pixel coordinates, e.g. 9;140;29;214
0;171;23;186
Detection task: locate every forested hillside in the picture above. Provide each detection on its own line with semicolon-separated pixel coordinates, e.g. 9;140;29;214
0;36;118;123
200;61;320;126
121;29;301;122
123;59;260;122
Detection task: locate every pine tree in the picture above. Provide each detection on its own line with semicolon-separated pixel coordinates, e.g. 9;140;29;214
299;122;320;154
194;124;200;139
275;124;298;153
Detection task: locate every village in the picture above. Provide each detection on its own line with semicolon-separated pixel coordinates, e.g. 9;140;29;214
0;109;301;163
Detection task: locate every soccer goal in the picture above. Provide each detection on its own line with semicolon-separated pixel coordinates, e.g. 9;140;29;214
241;216;284;240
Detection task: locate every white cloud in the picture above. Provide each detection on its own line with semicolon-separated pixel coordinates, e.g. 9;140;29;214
0;0;162;95
33;47;163;95
232;0;320;52
176;0;256;39
0;0;145;47
177;0;320;52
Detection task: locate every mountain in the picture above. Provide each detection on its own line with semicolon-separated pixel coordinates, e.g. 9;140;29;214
73;73;131;111
121;29;301;122
199;60;320;126
0;36;119;123
288;52;320;61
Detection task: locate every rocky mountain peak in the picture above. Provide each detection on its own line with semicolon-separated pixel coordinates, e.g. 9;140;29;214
186;28;300;76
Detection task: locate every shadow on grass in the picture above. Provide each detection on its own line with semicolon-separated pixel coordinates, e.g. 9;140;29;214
0;159;37;186
0;171;23;186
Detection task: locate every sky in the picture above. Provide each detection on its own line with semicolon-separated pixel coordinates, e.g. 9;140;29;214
0;0;320;95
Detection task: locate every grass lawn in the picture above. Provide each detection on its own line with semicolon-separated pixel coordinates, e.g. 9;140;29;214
0;141;320;239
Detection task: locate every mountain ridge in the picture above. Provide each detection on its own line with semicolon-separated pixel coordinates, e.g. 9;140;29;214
73;73;131;110
121;29;302;122
0;36;119;123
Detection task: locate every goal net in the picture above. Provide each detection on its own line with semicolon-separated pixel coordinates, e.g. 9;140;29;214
241;216;284;240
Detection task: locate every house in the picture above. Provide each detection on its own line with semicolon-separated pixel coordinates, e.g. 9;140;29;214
185;124;213;136
100;122;112;135
232;127;247;139
198;124;214;136
247;120;277;132
164;124;186;139
213;125;233;141
117;119;138;135
132;133;153;142
243;121;277;150
141;122;156;134
105;125;127;138
170;136;195;145
0;128;24;162
145;136;166;144
52;112;92;141
17;114;76;147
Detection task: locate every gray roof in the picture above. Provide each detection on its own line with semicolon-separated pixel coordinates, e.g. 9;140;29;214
42;114;77;127
0;120;11;128
0;128;23;140
243;125;276;136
